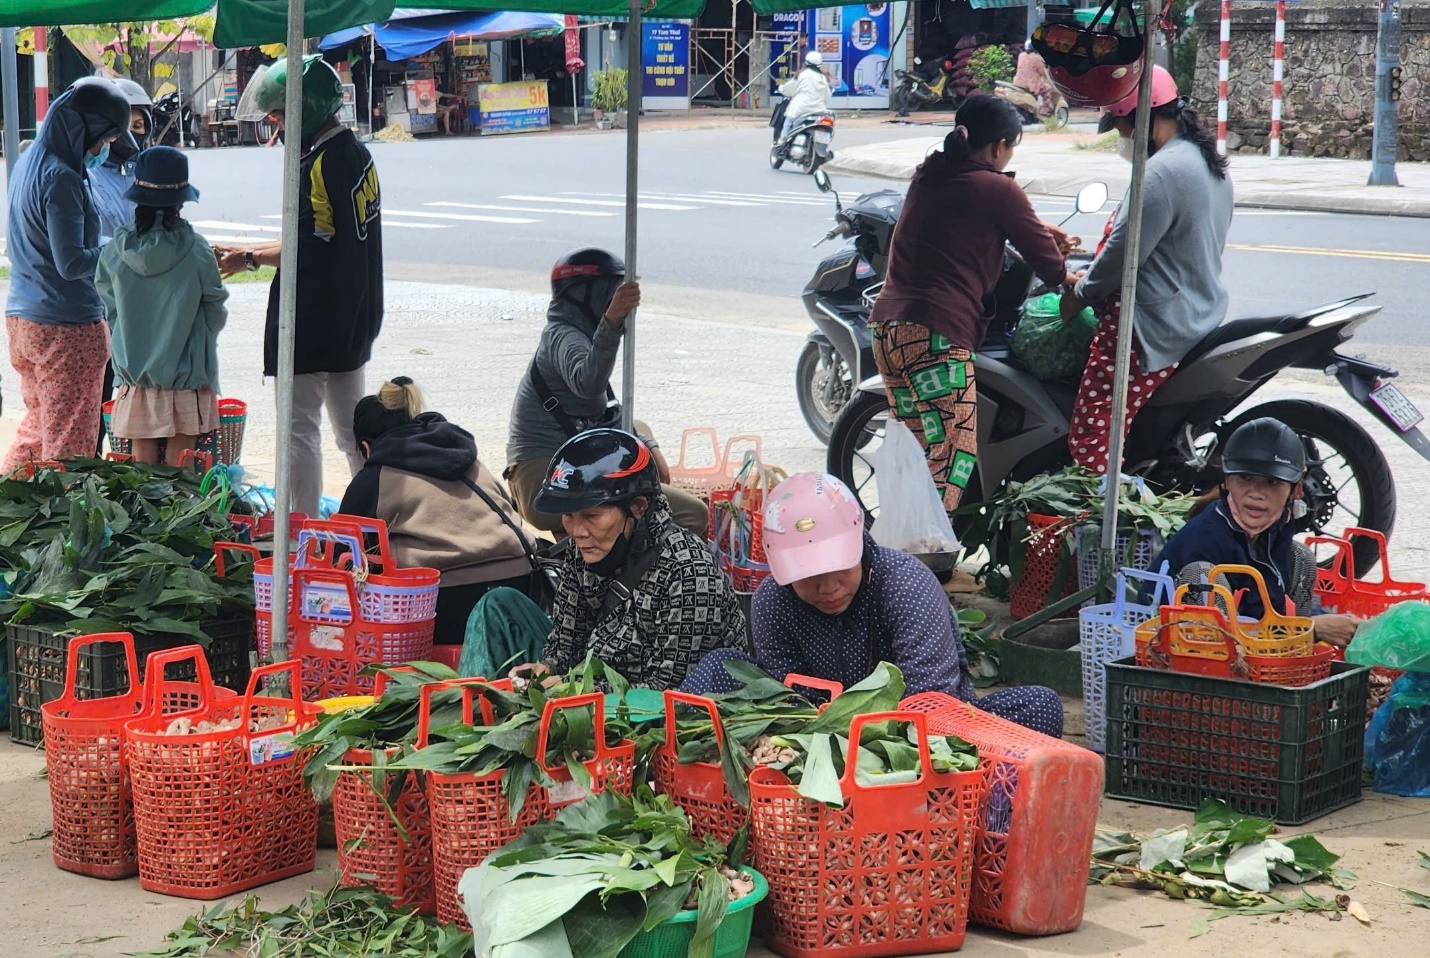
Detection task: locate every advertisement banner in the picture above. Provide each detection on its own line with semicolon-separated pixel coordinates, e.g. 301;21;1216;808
770;4;891;109
642;21;690;110
477;81;551;135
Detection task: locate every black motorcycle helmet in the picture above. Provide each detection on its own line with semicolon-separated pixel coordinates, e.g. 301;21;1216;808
1221;418;1306;484
535;428;661;516
551;248;625;320
65;78;140;156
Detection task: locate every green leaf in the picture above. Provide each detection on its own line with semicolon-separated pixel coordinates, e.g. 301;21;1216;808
691;867;731;958
1402;888;1430;909
794;733;845;806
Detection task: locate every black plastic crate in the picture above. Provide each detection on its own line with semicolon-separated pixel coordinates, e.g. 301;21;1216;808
7;616;254;746
1103;657;1368;825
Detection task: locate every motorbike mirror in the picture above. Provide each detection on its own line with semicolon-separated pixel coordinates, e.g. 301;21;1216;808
1075;182;1109;215
813;169;833;194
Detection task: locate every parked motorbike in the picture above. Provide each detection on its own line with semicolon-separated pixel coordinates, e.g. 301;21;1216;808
826;182;1421;572
891;57;960;116
796;169;901;443
770;99;835;174
995;80;1069;129
153;90;197;148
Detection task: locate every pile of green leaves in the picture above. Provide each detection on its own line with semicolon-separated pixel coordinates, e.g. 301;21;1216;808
380;655;638;821
293;661;463;803
0;461;253;640
129;884;471;958
1091;799;1352;936
460;788;740;958
957;607;1001;687
639;660;979;808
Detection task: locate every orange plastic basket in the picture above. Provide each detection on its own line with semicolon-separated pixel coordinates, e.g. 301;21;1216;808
1204;564;1315;653
1309;528;1428;618
41;639;239;880
901;692;1104;936
124;661;320;900
750;710;983;958
1009;514;1077;621
420;685;637;929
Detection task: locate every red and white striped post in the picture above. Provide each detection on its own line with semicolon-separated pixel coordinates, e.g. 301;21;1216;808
1270;0;1285;157
33;26;48;121
1217;0;1231;154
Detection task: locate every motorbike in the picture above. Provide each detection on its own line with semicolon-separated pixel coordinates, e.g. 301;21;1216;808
796;168;901;443
825;182;1423;573
995;80;1069;130
152;90;197;148
891;57;960;116
769;99;835;174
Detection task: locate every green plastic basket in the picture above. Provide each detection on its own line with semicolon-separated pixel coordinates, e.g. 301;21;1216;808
619;868;768;958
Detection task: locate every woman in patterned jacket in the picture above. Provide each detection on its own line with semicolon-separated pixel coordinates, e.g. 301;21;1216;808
472;428;748;689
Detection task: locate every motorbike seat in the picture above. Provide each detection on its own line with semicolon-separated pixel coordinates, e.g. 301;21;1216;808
1179;312;1312;366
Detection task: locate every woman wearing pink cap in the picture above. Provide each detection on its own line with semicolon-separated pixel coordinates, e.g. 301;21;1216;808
747;471;1062;737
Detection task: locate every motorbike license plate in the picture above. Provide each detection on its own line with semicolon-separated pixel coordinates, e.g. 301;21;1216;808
814;130;833;145
1370;382;1424;432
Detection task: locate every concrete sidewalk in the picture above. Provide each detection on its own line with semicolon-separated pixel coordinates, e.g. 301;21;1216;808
827;127;1430;216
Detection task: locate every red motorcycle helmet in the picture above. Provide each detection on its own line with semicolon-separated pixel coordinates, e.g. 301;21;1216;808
1032;3;1145;108
1097;65;1180;132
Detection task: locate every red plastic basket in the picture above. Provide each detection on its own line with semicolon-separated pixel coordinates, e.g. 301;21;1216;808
1009;514;1077;621
124;660;320;899
40;639;239;880
901;692;1104;936
750;711;983;958
1310;528;1427;617
420;685;636;929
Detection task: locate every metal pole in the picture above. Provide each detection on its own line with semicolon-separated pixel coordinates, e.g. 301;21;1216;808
1269;0;1284;158
270;1;308;665
1368;0;1401;186
2;28;21;183
34;27;48;123
621;0;642;433
370;32;377;137
1217;0;1229;155
1098;22;1155;557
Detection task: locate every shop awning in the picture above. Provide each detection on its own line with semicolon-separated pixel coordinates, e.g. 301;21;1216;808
319;10;566;58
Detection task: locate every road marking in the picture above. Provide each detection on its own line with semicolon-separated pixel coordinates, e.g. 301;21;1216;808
192;220;281;233
385;209;540;224
244;216;450;230
1229;243;1430;264
1232;210;1324;217
426;201;613;217
704;191;828;205
511;194;697;210
639;192;764;206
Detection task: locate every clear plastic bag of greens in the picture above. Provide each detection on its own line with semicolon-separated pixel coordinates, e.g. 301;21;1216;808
1345;601;1430;672
1363;671;1430;797
1010;292;1098;383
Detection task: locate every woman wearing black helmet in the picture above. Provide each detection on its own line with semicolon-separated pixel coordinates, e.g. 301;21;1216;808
1150;417;1362;647
474;428;748;689
505;248;709;538
4;79;137;471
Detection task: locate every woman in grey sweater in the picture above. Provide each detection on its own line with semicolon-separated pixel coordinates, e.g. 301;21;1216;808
1058;66;1234;474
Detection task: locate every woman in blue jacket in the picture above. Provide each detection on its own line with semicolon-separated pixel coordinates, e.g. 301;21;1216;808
94;147;228;467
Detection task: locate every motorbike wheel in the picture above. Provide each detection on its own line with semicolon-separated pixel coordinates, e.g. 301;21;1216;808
1051;105;1070;130
769;148;784;171
1219;399;1395;575
891;86;916;116
826;390;890;524
797;341;852;445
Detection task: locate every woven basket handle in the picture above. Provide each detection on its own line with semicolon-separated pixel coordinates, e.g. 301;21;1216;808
59;632;142;711
663;690;723;751
842;710;936;793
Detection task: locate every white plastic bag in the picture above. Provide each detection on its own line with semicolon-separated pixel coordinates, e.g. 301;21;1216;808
869;420;962;555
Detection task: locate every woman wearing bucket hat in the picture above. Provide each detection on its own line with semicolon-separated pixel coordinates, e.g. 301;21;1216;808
686;472;1063;737
95;146;228;467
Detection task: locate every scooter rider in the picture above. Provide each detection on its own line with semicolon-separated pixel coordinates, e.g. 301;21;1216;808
779;50;833;142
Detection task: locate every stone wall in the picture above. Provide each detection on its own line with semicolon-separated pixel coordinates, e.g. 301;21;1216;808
1193;0;1430;159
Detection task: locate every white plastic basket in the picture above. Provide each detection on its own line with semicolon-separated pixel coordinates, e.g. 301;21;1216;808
1077;565;1172;752
1074;524;1163;607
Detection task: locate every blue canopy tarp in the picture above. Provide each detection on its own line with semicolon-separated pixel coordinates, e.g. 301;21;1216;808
320;10;565;58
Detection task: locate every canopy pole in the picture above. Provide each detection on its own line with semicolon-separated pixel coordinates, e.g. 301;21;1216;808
2;28;20;183
1098;13;1155;558
270;1;308;664
621;0;642;433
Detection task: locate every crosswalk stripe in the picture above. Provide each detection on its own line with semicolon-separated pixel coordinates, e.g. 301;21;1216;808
243;217;452;230
385;209;540;224
192;220;281;232
703;191;827;205
638;192;763;207
426;201;614;218
518;194;698;211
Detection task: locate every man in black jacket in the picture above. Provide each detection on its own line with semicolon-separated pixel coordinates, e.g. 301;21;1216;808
220;55;383;515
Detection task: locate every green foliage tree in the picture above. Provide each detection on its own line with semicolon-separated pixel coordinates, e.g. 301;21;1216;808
1170;0;1198;98
968;45;1015;92
61;15;215;95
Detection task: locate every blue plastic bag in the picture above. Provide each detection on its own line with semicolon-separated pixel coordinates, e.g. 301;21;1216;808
1363;671;1430;797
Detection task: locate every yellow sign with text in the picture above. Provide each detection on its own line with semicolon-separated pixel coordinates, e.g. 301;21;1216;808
476;81;550;135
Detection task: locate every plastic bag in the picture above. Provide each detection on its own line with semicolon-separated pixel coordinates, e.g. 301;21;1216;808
1363;671;1430;797
1010;292;1098;382
869;420;961;555
1345;600;1430;672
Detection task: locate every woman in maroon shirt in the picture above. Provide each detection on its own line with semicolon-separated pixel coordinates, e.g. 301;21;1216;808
870;94;1074;513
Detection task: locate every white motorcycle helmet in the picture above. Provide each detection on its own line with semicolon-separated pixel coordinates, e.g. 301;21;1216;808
805;50;823;67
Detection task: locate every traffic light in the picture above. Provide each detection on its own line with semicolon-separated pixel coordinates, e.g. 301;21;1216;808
1390;66;1403;101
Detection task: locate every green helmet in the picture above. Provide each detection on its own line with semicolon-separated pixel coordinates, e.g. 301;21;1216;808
237;54;343;138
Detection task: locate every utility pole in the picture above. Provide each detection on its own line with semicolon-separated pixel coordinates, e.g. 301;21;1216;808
2;28;20;182
1368;0;1402;186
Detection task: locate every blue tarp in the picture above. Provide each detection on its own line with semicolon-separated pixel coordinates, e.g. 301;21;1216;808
319;10;565;58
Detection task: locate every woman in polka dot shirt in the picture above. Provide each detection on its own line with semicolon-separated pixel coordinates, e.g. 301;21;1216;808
706;472;1063;738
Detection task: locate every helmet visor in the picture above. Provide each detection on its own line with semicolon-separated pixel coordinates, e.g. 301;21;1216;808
236;65;285;122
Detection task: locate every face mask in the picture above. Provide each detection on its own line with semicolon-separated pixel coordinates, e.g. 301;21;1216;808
586;529;633;577
1116;135;1134;163
85;143;110;170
